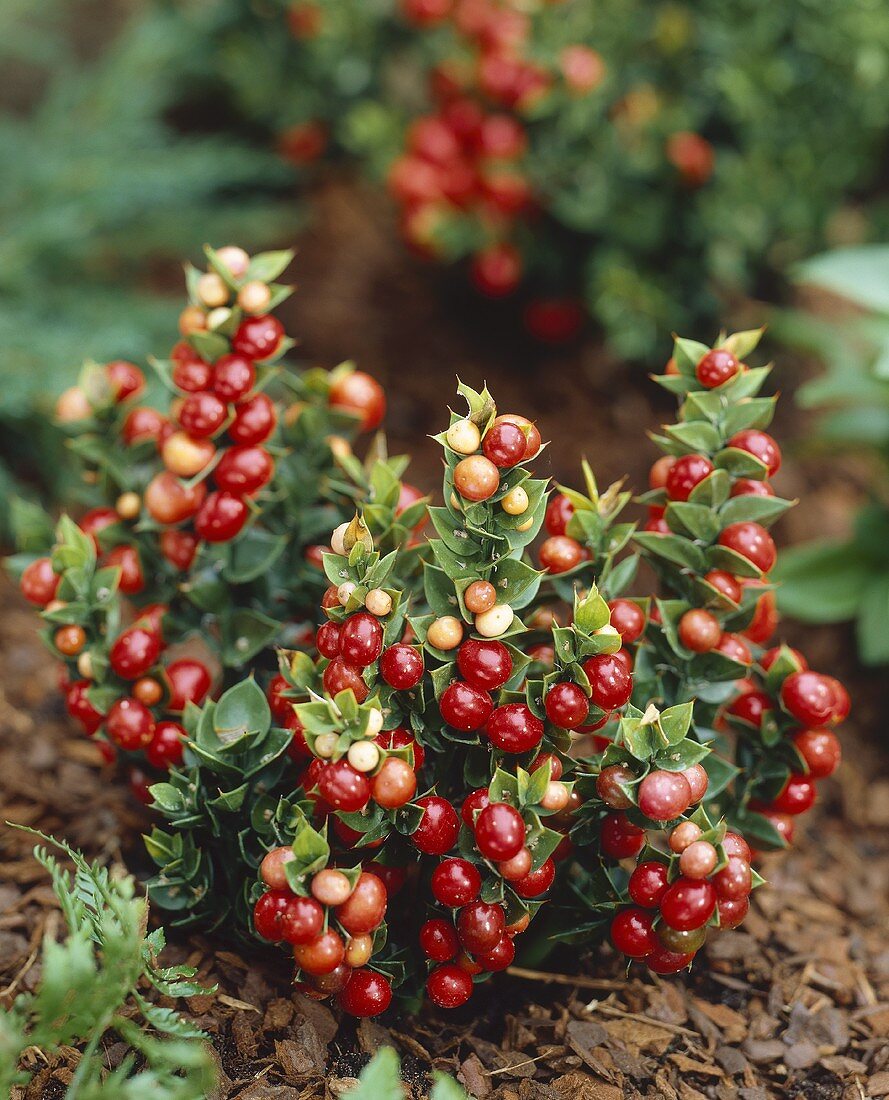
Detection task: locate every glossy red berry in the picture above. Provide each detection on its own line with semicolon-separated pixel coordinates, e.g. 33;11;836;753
596;764;635;809
339;613;384;668
456;640;513;691
678;609;721;653
195;491;249;542
608;599;646;644
214;445;273;495
20;558;60;606
474;803;525;861
253;889;290;940
461;788;490;828
339;969;392;1017
713;855;752;900
476;935;515;972
412;796;460;855
318;760;372;812
145;721;186;769
421;918;459;961
539;535;585;574
316;621;341;659
109;627;161;680
637;770;692;822
336;872;387;934
432;859;482;908
704;570;742;603
544;681;589;729
482;420;526;467
380;644;424;689
728;430;781;477
293;929;346;976
65;679;105;734
629;861;670;908
123;406;167;445
582;654;632;710
323;659;369;702
646;945;694;974
718;522;776;573
727;690;772;727
178;391;227;438
457;901;505;954
659;878;717;931
771;774;816;815
665;454;714;501
279;896;325;946
105;697;155;750
682;763;709;804
696;348;739;388
512;858;555;898
440;680;494;732
792;728;841;778
328;371;386;432
106;359;145;402
165;659;212;712
375;727;425;771
600;813;645;859
427;964;473;1008
717;896;749;930
545;494;574;536
611;907;657;957
232;314;284;360
211;353;256;402
781;671;835;727
486;703;544;753
229;392;276;444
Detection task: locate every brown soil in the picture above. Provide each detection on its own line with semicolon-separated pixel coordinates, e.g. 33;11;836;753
2;181;888;1098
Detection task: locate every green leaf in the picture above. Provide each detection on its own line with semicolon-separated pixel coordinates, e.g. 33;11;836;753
345;1046;405;1100
658;702;694;745
774;539;872;623
796;245;889;313
857;572;889;664
213;679;271;740
432;1071;470;1100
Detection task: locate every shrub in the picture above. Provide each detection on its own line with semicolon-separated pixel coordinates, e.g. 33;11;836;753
17;294;848;1014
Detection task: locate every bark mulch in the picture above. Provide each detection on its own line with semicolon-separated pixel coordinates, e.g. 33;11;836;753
1;580;888;1100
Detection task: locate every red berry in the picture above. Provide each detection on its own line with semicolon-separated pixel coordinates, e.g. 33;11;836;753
323;658;369;702
637;770;692;822
665;455;714;501
826;677;851;724
495;413;541;460
600;813;645;859
659;878;717;931
339;969;392;1018
426;964;473;1008
792;728;841;778
629;861;669;908
717;896;749;929
781;671;835;727
512;858;555;898
713;855;752;900
456;640;513;691
421;918;459;961
412;795;460;854
211;353;256;402
253;889;290;940
471;243;523;298
318;760;372;812
380;644;424;689
727;690;772;727
722;831;752;862
474;803;525;861
728;430;781;477
682;763;709;804
716;633;752;665
486;703;544;753
718;522;776;573
649;455;676;489
440;680;494;732
172;354;212;393
482;419;526;467
328;371;386;432
611;907;657;957
461;788;490;828
79;507;118;549
696;349;739;388
704;570;742;603
375;726;425;771
294;929;346;976
214;445;274;495
731;477;774;498
545;494;574;536
476;935;515;972
678;609;721;653
65;679;105;734
771;774;816;815
178;391;227;438
165;659;212;712
646;945;695;974
340;613;384;668
316;621;341;659
106;359;145;402
539;535;585;574
229;392;276;444
105;545;144;595
608;599;645;643
582;654;632;710
195;491;249;542
159;529;198;571
123;406;167;445
457;901;505;954
596;764;635;809
20;558;59;606
145;721;185;769
105;697;155;750
336;872;387;934
545;681;589;729
432;858;482;908
232;314;284;360
280;896;325;945
109;627;161;680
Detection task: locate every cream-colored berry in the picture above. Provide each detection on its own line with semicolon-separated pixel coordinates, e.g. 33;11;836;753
501;486;529;515
446;418;481;455
326;434;352;460
540;781;570;812
206;307;231;330
331;522;351;556
55;386;91;423
315;732;339;758
347;741;380;773
365;589;393;617
197;272;229;308
77;651;94;679
515;516;534;531
311;868;353;906
450;491;463;512
162;431;215;477
337;581;357;606
116;492;141;520
237;280;272;314
594;624;620;640
427;615;464;651
215;245;250;278
475;603;514;638
345;933;373;968
364;708;385;738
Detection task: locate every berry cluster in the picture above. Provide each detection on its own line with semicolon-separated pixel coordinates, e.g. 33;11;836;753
388;0;599;340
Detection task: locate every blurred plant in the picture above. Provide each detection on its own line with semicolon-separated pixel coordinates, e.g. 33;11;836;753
0;0;294;528
343;1045;468;1098
772;245;889;665
0;830;215;1099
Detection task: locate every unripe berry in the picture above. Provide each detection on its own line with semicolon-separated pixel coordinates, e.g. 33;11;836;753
260;847;295;890
311;869;353;907
237;280;272;314
453;455;500;501
446;419;481;454
365;589;392;617
215;245;250;278
330;522;350;555
637;770;692;822
347;741;380;773
464;580;496;614
678;609;721;653
501;486;529;515
679;840;718;879
116;491;141;519
197;272;229;307
427;616;464;650
474;604;514;638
